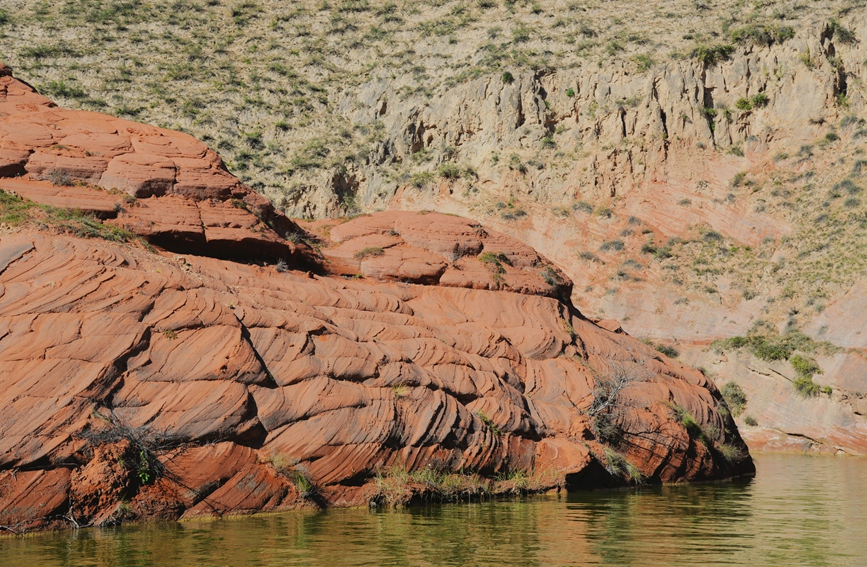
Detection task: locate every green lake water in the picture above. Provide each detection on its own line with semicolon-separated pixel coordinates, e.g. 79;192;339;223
2;454;866;567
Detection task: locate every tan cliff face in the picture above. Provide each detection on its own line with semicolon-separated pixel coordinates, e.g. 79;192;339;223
0;65;751;533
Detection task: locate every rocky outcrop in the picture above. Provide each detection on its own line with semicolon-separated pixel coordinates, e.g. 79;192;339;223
0;228;752;533
278;20;866;218
0;62;306;263
0;65;752;533
300;211;571;298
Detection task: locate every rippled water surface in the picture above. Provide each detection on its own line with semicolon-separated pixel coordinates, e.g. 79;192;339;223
2;454;866;567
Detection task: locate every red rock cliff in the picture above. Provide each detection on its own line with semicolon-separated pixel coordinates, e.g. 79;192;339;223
0;64;752;534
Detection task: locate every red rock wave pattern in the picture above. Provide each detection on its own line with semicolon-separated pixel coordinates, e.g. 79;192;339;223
0;62;751;533
0;231;751;532
302;211;572;298
0;62;302;262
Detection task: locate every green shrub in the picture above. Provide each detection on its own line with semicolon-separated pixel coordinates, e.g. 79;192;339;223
711;332;824;363
409;171;434;188
655;343;680;358
793;376;821;397
476;410;502;436
691;43;734;65
828;19;857;44
716;443;745;463
437;162;462;179
728;24;794;46
602;447;644;483
751;93;769;108
600;240;624;252
565;87;575;97
790;354;823;397
674;406;708;444
735;97;752;111
744;415;758;426
790;354;820;378
41;80;87;99
502;71;514;84
631;53;654;71
721;381;747;416
478;251;511;267
573;201;593;214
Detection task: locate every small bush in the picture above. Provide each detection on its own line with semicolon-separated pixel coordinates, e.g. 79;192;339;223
721;382;747;416
476;410;502;436
565;87;575;97
751;93;769;108
728;24;794;46
573;201;594;214
735;97;752;111
828;19;857;44
655;343;679;358
691;43;734;65
744;415;758;426
600;240;624;252
437;162;462;179
409;171;434;188
49;170;74;186
674;406;708;444
631;53;654;72
703;230;723;242
512;23;530;42
502;71;514;84
478;251;511;267
793;376;821;397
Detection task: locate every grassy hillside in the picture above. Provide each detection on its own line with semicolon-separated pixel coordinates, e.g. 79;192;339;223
0;0;858;202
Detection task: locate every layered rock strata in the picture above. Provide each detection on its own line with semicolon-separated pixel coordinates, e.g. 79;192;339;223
0;63;304;263
0;64;752;533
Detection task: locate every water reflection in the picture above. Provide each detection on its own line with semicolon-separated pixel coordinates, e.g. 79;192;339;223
1;455;865;567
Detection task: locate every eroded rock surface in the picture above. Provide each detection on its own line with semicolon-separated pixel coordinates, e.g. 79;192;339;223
0;63;304;263
0;227;753;533
0;64;751;534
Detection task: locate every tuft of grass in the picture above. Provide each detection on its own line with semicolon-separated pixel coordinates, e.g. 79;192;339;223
602;447;644;484
355;246;385;260
476;410;502;436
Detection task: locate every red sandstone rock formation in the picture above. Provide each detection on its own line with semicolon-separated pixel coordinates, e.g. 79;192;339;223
0;62;303;263
0;64;752;534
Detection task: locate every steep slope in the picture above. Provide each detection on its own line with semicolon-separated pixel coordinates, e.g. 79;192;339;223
0;67;751;534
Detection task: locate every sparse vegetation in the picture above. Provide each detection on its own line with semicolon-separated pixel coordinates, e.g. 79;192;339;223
721;381;747;416
0;190;136;243
355;246;385;260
